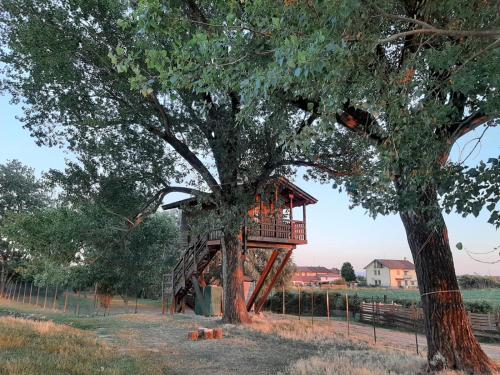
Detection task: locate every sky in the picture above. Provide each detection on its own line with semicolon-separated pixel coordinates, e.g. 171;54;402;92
1;93;499;276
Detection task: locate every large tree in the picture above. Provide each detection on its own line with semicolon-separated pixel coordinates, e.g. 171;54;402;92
0;160;48;295
0;1;353;323
199;1;498;372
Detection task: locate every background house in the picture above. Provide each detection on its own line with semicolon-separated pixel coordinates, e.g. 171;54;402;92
364;259;418;288
292;266;341;286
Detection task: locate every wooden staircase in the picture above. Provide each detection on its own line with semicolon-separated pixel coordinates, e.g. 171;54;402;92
172;232;219;308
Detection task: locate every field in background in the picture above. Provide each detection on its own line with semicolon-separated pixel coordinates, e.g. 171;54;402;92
286;287;500;309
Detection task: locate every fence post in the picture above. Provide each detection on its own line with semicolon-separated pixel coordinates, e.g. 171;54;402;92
16;282;22;302
93;283;98;311
326;290;330;321
413;303;419;354
298;286;301;320
43;287;48;309
52;285;58;310
162;280;166;315
346;293;350;336
29;283;33;304
282;284;285;315
372;297;377;344
12;281;18;301
311;289;314;325
64;290;69;313
22;282;27;303
76;289;81;316
6;282;11;299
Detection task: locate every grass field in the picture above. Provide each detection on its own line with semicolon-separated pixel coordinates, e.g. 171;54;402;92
1;298;498;374
0;317;167;375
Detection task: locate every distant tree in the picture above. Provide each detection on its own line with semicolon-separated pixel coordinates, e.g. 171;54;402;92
341;262;356;283
0;160;48;294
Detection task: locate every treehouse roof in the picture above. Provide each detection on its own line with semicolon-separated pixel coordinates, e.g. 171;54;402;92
161;177;317;211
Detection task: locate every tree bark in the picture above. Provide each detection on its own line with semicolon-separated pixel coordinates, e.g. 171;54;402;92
399;187;498;373
221;231;251;324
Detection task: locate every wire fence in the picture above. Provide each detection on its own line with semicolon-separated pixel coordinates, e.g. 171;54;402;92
0;281;167;317
261;286;500;344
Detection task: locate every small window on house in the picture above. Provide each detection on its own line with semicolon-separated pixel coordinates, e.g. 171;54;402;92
404;271;408;276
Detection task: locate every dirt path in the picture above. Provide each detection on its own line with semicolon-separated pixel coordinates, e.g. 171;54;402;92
97;313;320;375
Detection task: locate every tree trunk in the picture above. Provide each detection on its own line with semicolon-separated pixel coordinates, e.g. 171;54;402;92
399;189;498;373
221;231;251;324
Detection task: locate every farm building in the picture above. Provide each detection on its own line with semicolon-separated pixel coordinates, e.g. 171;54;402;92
292;266;341;286
162;177;317;315
364;259;418;288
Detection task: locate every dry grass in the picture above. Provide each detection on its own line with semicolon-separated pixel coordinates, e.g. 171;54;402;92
249;315;475;375
0;317;167;375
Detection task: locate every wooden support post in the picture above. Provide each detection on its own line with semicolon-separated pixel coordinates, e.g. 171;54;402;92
43;287;48;309
52;285;58;310
303;205;307;241
326;290;330;321
255;250;293;314
346;293;350;336
28;283;33;304
246;250;280;312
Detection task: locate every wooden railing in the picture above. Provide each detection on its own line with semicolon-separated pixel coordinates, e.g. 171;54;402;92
247;218;306;241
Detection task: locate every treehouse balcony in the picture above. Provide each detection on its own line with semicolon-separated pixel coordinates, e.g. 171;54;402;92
207;217;307;247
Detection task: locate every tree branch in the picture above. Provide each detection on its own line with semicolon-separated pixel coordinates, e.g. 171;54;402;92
335;104;387;145
280;159;350;178
448;111;490;142
146;93;222;195
378;28;500;44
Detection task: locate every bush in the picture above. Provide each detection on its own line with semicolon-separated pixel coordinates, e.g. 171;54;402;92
458;275;500;289
465;301;494;314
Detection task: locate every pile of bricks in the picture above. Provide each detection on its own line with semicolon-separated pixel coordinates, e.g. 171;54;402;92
187;327;223;341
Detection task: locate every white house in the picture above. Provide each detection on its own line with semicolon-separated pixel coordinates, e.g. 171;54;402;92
364;259;418;288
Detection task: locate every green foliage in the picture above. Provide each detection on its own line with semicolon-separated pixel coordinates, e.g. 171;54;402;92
0;160;49;291
458;275;500;289
340;262;356;282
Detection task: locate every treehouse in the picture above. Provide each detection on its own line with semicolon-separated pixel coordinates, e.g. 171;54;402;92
162;177;317;314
